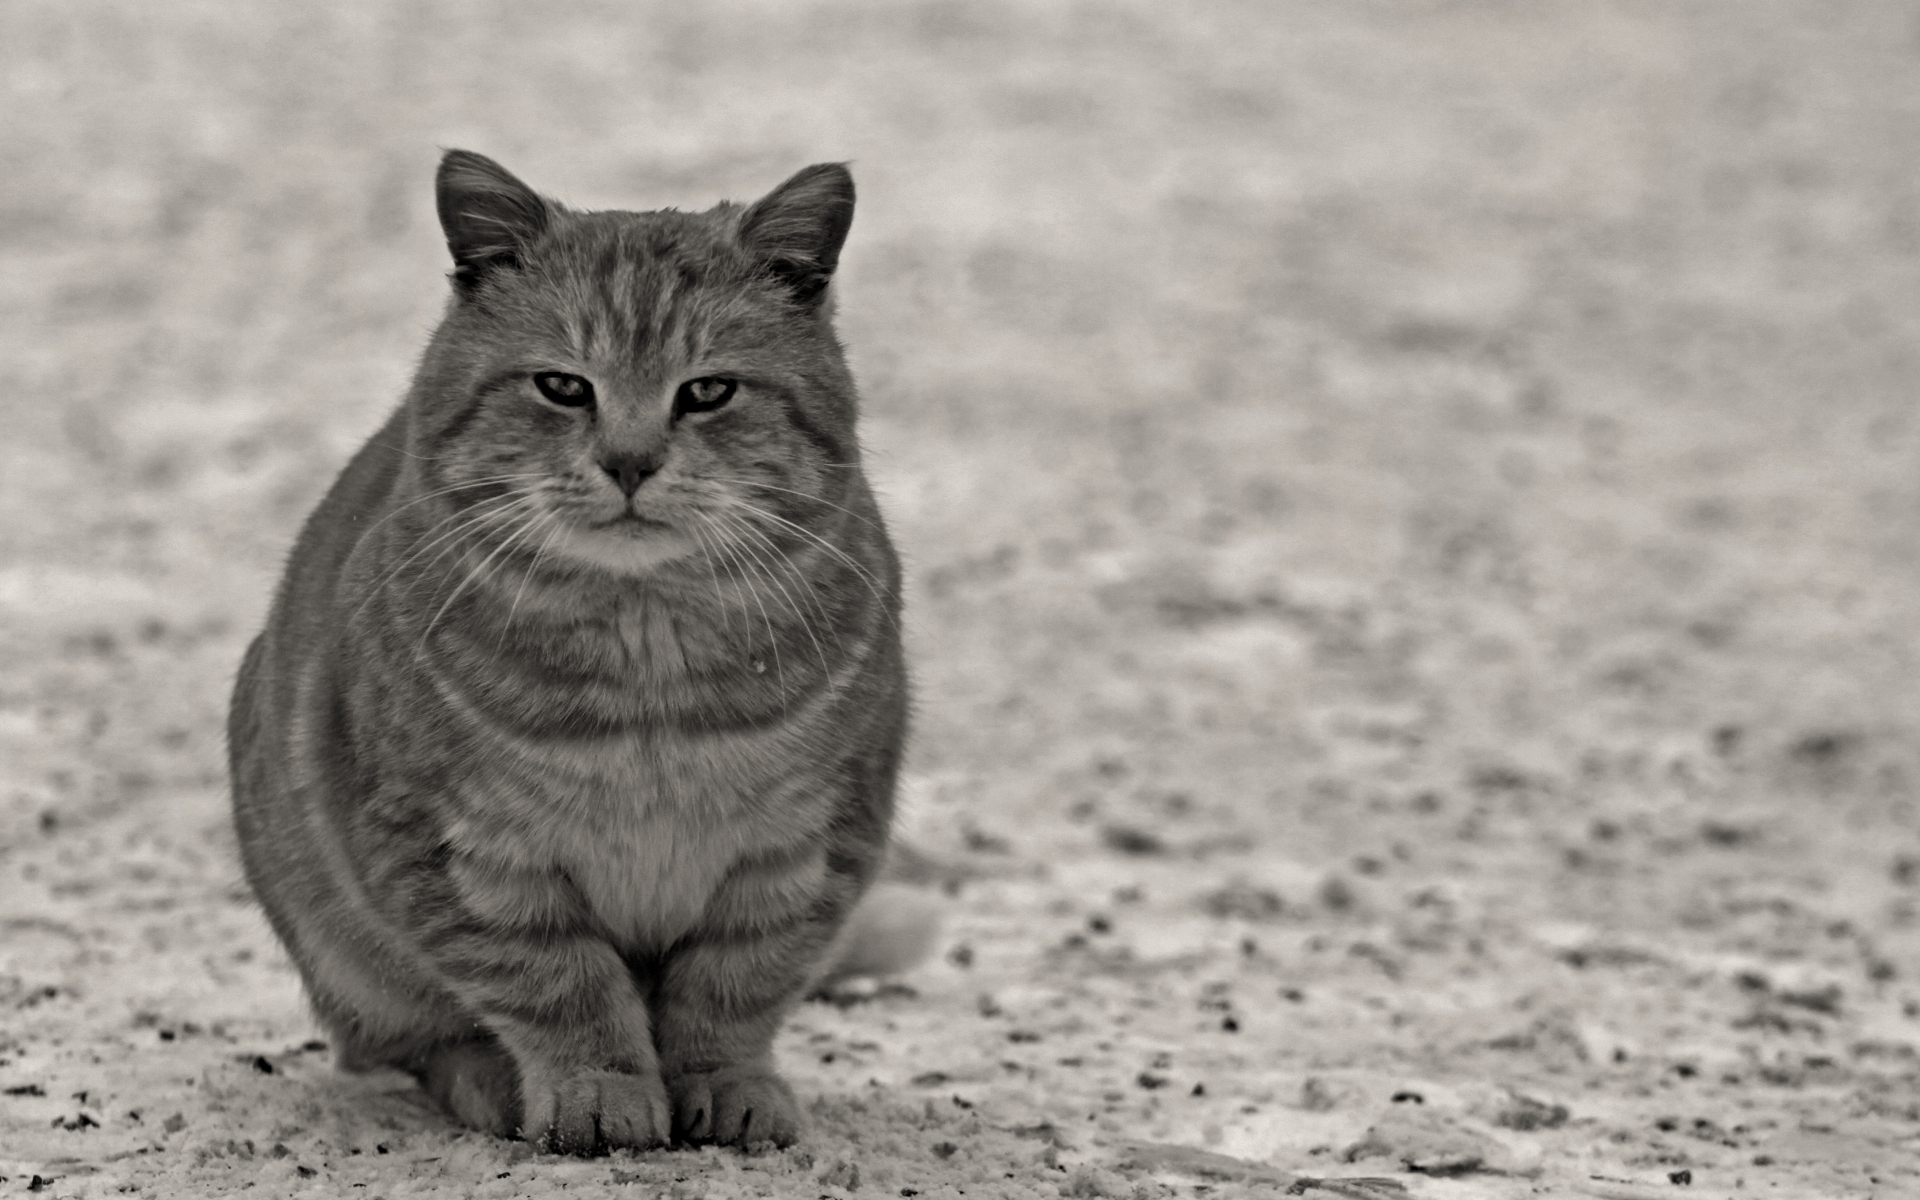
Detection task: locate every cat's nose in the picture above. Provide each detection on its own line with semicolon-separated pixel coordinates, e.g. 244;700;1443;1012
599;451;659;498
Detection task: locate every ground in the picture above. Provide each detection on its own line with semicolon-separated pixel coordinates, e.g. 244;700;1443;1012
3;2;1920;1197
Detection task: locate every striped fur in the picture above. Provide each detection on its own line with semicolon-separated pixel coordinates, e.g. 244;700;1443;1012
229;152;907;1152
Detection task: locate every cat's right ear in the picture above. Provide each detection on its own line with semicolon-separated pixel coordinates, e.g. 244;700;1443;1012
436;150;551;292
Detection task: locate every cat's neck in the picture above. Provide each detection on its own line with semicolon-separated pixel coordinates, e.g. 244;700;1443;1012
356;494;877;736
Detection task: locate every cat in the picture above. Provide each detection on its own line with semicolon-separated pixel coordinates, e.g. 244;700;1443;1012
228;150;924;1153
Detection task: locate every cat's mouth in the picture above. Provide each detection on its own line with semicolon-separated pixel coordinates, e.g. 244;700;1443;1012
589;512;676;533
556;511;698;575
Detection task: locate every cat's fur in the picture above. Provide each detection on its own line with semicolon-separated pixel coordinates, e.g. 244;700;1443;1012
229;151;912;1152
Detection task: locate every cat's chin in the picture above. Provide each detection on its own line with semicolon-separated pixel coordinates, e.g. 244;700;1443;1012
553;526;699;577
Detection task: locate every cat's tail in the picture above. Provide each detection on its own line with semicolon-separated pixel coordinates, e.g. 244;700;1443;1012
812;880;944;991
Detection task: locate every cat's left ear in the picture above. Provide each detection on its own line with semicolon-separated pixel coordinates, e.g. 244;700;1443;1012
436;149;552;292
739;163;855;309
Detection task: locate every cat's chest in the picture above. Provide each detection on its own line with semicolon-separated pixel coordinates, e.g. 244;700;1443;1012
551;805;746;950
450;743;830;952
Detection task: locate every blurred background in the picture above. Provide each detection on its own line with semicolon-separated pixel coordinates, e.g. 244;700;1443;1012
4;1;1920;1193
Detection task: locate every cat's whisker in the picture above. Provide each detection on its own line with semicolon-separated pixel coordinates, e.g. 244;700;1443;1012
711;509;862;668
380;492;544;623
725;543;789;690
358;472;551;541
348;490;540;626
363;439;433;461
701;477;883;531
448;496;555;598
709;510;833;678
712;509;842;654
698;524;757;651
416;497;553;657
685;520;745;649
722;499;895;625
396;494;547;606
697;514;786;688
499;513;566;642
724;498;887;593
747;532;839;647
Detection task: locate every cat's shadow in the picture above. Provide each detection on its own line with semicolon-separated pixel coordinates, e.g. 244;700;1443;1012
293;1063;467;1140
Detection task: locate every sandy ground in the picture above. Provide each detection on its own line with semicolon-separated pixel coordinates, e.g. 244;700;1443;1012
5;2;1920;1196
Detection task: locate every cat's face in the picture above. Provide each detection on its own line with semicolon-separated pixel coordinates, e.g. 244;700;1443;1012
416;155;859;579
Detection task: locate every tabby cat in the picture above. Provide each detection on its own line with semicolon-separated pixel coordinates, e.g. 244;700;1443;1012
229;151;915;1152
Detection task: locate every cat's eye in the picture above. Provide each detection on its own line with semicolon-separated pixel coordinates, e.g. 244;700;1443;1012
674;377;737;418
533;372;595;408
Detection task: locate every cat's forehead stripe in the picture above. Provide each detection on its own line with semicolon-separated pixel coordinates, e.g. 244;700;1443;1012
540;216;750;367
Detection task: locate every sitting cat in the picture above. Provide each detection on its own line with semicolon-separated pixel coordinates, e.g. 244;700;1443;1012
229;150;919;1152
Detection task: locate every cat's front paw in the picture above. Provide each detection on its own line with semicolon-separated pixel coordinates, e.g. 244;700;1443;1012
667;1066;801;1147
538;1068;671;1154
